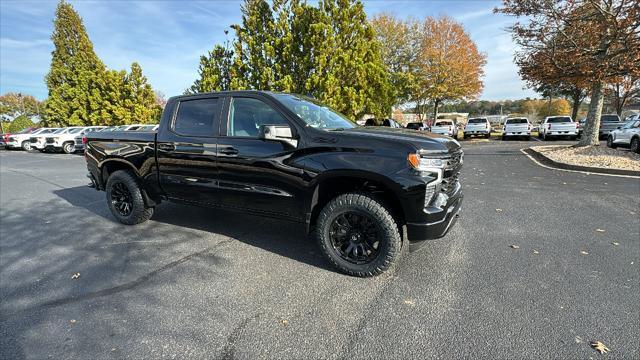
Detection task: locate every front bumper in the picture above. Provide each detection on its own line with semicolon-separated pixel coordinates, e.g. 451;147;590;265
405;183;463;251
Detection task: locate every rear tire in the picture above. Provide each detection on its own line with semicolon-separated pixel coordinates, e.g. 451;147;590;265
21;141;31;151
106;170;154;225
630;137;640;154
316;193;402;277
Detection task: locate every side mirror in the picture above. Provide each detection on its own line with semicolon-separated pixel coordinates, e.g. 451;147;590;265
258;125;298;147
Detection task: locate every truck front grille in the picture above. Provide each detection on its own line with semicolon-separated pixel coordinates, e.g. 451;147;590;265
46;137;54;143
441;150;463;196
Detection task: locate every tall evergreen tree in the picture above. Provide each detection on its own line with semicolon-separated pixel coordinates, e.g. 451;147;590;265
45;1;106;126
124;62;162;123
188;44;234;94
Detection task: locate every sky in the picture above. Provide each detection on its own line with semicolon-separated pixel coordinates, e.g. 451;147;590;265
0;0;537;102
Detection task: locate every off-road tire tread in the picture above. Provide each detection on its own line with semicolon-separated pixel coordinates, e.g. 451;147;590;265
316;192;402;277
106;170;153;225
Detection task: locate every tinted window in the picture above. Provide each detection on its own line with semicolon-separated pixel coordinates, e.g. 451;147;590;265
468;118;487;124
435;121;453;126
506;118;528;124
547;117;572;123
228;97;288;137
601;115;620;122
174;98;218;136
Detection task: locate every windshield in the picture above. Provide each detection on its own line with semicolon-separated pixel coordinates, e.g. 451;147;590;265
273;94;357;130
68;128;84;134
506;118;527;124
547;117;572;123
601;115;620;122
52;128;67;134
468;118;486;124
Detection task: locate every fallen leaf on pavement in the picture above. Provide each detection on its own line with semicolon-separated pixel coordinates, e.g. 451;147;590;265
590;341;610;354
575;336;583;343
69;319;76;324
510;245;520;249
580;251;589;255
496;208;503;212
612;242;619;246
595;229;605;232
280;319;289;326
403;299;415;306
71;273;80;279
532;250;539;254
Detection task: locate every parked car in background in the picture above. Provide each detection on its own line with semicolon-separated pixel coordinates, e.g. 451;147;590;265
405;122;424;131
5;127;55;150
598;114;622;139
30;127;71;152
577;118;586;137
429;119;456;137
607;118;640;153
74;126;107;152
538;116;578;140
501;117;531;140
50;127;88;153
84;91;464;277
463;117;491;139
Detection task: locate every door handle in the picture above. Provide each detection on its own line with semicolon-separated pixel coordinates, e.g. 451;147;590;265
220;147;239;155
158;143;175;152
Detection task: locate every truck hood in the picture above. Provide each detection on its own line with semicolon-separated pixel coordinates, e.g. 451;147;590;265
339;126;460;152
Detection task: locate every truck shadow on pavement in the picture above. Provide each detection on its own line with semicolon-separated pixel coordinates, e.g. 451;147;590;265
52;185;333;272
1;185;334;359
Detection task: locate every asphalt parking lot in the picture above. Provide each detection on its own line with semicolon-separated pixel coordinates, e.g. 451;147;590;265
1;141;639;359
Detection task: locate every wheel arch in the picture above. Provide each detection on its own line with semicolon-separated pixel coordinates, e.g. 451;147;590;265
307;170;406;232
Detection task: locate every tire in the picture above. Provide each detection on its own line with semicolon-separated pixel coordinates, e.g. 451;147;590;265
21;141;31;151
105;170;154;225
631;137;640;154
501;135;506;141
316;193;402;277
463;134;468;139
485;133;491;139
525;135;531;141
607;136;617;148
63;142;75;154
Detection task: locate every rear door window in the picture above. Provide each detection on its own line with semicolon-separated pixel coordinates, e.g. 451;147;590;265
468;118;487;124
547;117;572;123
506;118;527;124
174;98;219;137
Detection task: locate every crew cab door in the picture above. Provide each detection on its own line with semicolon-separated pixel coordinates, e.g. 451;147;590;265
156;95;222;205
216;95;304;220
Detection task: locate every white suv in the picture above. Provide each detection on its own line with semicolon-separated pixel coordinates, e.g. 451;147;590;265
607;118;640;153
6;127;58;150
463;118;491;139
502;117;531;140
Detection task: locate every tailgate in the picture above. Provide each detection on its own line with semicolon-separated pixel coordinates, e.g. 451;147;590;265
549;123;576;131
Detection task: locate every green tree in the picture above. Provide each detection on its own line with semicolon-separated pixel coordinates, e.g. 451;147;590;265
45;1;106;126
188;43;234;94
7;115;35;133
193;0;391;119
124;62;162;123
0;93;44;119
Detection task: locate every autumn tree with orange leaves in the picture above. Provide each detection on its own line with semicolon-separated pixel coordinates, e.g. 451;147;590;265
416;16;487;122
497;0;640;146
371;15;486;120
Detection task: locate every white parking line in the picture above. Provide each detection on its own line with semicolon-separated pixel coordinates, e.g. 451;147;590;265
530;137;543;142
520;149;640;179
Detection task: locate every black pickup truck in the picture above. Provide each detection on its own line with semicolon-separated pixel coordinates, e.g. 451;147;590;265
84;91;463;276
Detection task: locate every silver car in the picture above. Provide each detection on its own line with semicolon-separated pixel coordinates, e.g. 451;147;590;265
607;117;640;153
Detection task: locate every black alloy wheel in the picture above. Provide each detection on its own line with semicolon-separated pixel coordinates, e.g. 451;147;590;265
110;181;133;217
329;211;381;265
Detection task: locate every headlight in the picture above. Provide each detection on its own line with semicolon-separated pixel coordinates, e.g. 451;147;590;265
408;153;446;183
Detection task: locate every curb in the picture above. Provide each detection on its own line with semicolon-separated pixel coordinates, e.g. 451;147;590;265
523;147;640;177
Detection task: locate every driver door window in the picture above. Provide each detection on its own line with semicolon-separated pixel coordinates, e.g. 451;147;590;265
227;97;289;137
